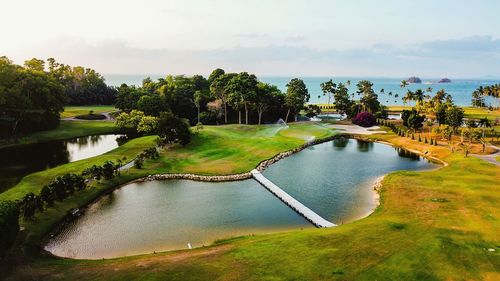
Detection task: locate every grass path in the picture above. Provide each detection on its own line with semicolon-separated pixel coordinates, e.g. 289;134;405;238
2;124;500;280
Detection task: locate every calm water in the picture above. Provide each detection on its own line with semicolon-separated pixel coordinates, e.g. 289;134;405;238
105;74;500;106
263;138;438;223
44;180;310;259
45;138;437;259
0;134;123;192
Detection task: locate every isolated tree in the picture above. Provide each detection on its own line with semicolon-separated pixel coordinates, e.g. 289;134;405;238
284;78;310;122
320;79;336;107
445;106;464;132
333;83;354;117
478;117;491;139
356;80;380;114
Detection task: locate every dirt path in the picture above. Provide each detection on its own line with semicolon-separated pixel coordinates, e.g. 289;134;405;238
328;124;386;135
471;145;500;166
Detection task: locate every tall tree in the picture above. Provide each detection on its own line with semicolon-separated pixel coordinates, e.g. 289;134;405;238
356;80;380;114
255;83;281;125
209;73;235;123
284;78;309;122
320;79;336;107
226;72;258;124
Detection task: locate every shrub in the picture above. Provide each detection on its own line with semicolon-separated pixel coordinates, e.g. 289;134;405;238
134;157;144;169
352;112;376;127
0;200;20;257
157;111;192;146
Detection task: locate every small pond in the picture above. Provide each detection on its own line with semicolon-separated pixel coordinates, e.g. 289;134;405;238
0;134;124;192
44;138;438;259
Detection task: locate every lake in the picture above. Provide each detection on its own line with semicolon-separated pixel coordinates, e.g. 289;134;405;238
0;134;124;193
45;138;438;259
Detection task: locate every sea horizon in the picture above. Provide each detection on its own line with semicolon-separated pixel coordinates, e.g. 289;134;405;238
104;74;500;107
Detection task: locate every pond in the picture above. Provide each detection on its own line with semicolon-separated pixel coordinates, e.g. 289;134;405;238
44;180;310;259
44;138;438;259
262;138;438;223
0;134;124;192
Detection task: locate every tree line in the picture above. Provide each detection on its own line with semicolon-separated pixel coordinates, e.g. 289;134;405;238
0;56;116;138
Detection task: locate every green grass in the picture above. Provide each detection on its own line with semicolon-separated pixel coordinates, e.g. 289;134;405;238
60;105;116;118
0;121;118;149
388;105;500;121
2;123;499;281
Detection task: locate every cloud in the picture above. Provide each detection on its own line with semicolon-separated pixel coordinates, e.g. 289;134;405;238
5;35;500;78
285;36;306;42
234;33;268;38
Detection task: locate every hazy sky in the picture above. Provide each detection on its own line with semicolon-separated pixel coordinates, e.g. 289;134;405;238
2;0;500;77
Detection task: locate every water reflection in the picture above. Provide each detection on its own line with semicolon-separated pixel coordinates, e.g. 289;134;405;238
332;137;349;149
0;134;124;193
356;140;374;152
395;147;421;160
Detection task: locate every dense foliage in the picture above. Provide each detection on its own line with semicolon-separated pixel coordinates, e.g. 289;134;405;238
0;200;19;257
0;57;115;139
401;109;425;132
115;70;305;126
352;112;376;127
0;57;65;138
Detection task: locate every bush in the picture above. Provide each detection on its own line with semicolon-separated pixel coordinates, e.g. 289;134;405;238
0;200;20;257
352;112;376;127
157;111;192;146
134;157;144;169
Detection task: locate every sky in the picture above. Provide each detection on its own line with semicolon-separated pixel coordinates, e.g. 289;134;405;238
2;0;500;78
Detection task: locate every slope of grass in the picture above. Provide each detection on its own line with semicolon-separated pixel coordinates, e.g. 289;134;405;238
60;105;116;118
2;124;499;281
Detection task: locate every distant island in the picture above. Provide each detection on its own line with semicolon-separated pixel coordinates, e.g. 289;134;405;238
438;78;452;83
406;76;422;83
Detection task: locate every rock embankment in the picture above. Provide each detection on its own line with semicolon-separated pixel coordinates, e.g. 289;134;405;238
256;135;338;171
138;172;252;182
138;135;340;183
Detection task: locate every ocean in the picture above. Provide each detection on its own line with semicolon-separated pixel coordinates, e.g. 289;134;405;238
104;75;500;107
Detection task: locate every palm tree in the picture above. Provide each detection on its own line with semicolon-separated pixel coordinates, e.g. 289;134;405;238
403;90;413;109
400;80;409;108
478;117;491;139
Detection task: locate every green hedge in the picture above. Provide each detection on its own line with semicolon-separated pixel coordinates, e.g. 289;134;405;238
0;200;19;257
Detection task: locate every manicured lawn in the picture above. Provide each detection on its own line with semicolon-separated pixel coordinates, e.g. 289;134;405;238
60;105;116;118
2;124;499;281
156;123;335;175
388;105;500;121
0;121;118;149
